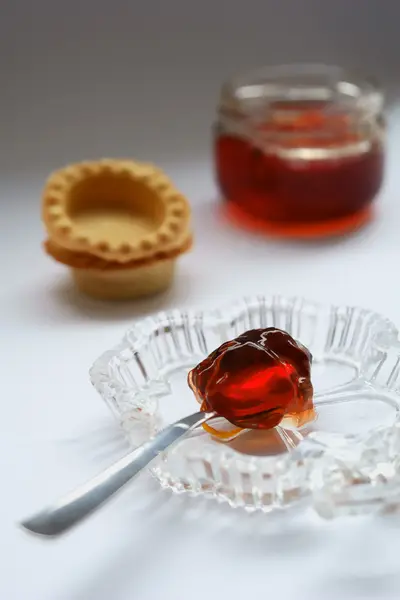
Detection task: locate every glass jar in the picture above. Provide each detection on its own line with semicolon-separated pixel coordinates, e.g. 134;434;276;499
214;64;385;238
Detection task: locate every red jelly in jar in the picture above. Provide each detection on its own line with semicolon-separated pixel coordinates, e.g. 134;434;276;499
188;328;314;438
214;64;385;238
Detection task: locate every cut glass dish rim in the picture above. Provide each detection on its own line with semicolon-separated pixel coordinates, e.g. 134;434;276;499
89;295;400;517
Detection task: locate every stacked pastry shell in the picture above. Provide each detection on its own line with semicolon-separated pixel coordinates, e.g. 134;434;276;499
42;159;192;300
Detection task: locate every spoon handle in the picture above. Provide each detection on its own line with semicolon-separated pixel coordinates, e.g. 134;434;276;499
21;410;213;538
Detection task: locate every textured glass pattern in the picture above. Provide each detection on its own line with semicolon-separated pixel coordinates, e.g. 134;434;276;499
90;296;400;517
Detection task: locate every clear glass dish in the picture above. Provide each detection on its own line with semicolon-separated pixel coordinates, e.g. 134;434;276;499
90;296;400;518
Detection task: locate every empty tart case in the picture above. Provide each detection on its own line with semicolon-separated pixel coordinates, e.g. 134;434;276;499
42;159;193;300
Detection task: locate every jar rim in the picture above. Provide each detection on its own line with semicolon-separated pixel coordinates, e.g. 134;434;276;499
219;63;383;118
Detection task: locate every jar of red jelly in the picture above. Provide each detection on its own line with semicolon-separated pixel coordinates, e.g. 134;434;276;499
214;64;385;237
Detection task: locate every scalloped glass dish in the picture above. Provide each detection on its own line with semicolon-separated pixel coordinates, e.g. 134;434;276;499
90;296;400;518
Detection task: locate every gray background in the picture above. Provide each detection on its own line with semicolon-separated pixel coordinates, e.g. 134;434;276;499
3;0;400;181
4;4;400;600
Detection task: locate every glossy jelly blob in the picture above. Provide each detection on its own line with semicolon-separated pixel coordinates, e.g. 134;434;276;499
188;328;315;437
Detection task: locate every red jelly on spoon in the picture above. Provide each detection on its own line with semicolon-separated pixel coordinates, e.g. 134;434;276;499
188;327;314;439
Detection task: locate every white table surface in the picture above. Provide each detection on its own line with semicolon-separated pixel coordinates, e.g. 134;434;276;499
3;108;400;600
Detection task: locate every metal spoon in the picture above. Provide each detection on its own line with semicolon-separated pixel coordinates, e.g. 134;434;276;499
20;410;214;538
